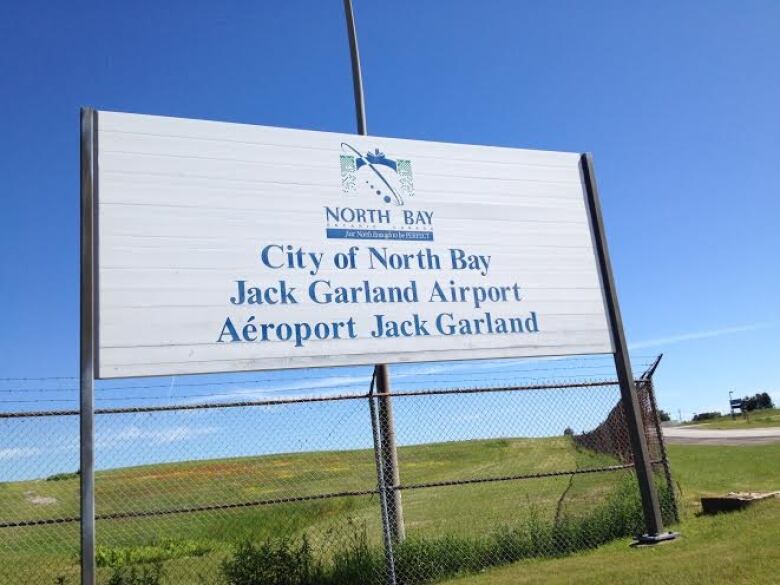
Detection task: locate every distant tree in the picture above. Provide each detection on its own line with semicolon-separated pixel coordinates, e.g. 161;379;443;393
692;411;720;422
563;426;574;436
657;410;671;422
741;392;775;411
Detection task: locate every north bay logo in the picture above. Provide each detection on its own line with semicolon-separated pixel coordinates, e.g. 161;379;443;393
340;143;415;206
328;143;431;242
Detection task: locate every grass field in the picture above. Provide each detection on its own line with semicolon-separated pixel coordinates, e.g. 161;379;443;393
448;443;780;585
448;499;780;585
1;439;777;584
683;408;780;429
0;436;629;584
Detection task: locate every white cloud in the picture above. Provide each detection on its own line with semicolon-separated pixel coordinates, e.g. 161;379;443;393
0;447;42;460
204;362;538;403
102;425;219;446
184;374;370;404
629;321;780;350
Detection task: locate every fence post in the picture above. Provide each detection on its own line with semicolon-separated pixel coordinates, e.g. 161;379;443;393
580;153;676;543
375;364;406;543
368;378;398;585
643;374;680;523
80;107;98;585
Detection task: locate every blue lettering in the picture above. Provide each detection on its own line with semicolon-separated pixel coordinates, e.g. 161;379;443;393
217;317;240;342
260;244;284;270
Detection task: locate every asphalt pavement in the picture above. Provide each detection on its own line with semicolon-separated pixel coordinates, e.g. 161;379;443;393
663;425;780;445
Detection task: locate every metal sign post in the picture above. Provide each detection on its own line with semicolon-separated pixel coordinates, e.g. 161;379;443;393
79;107;98;585
729;392;743;420
375;364;406;543
344;0;405;580
343;0;366;136
368;374;398;585
580;153;676;543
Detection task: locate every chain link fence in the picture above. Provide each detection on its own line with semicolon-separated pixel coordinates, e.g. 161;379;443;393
0;358;677;585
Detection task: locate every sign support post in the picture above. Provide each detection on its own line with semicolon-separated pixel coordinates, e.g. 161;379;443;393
343;0;366;136
80;107;98;585
375;364;405;543
580;153;676;543
368;375;398;585
343;0;406;550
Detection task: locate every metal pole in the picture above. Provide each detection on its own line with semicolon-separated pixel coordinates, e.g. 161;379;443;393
580;153;675;543
639;354;678;522
343;0;403;576
368;385;398;585
645;377;680;523
639;354;663;381
375;365;405;543
80;107;98;585
343;0;367;135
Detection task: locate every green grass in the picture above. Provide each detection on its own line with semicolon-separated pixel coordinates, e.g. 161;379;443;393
447;499;780;585
447;442;780;585
683;408;780;429
2;439;777;584
0;437;623;584
668;442;780;507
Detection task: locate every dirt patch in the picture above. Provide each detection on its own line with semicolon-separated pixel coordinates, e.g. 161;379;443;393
24;491;57;505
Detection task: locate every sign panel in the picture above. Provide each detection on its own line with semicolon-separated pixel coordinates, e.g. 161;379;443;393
94;111;613;378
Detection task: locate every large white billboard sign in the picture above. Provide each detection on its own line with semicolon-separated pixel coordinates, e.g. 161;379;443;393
94;111;613;378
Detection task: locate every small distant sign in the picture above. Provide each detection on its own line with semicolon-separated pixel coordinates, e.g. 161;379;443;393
730;399;744;409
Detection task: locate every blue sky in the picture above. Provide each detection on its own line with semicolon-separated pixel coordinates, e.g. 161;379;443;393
1;0;779;440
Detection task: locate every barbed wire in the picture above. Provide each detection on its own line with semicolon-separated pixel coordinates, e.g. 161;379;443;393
0;354;661;383
0;378;624;415
0;355;659;414
0;363;656;394
0;374;634;405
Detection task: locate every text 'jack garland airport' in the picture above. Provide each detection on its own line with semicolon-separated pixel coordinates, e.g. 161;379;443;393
215;241;537;348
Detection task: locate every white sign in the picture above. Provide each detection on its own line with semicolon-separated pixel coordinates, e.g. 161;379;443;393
94;111;613;378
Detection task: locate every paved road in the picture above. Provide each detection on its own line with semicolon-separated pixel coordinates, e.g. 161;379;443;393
663;426;780;445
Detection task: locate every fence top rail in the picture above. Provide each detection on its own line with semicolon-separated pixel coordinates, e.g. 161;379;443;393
378;380;619;400
0;378;625;419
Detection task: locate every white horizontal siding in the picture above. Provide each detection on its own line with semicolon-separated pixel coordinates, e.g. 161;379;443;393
95;111;612;378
